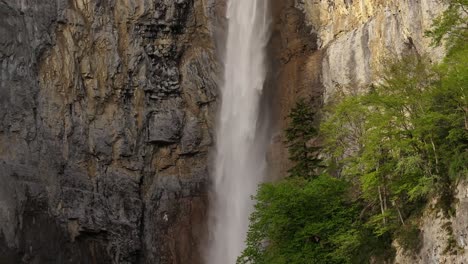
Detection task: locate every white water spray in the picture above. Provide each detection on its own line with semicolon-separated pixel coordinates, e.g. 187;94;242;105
207;0;270;263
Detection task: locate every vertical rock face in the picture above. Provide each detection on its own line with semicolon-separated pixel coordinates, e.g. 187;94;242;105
0;0;220;263
395;180;468;264
270;1;467;263
269;0;446;179
265;0;319;179
0;0;463;263
296;0;445;98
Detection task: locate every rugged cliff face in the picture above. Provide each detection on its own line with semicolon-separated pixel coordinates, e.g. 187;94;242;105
271;1;468;263
0;0;220;263
0;0;465;263
268;0;448;176
296;0;445;97
394;179;468;263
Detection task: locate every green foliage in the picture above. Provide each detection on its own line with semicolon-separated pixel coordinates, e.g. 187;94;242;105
285;98;322;178
237;175;367;264
322;52;467;232
425;0;468;52
239;7;467;264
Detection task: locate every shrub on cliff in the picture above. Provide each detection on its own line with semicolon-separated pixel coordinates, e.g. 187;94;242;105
237;175;366;264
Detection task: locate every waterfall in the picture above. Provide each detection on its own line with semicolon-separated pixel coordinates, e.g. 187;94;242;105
207;0;271;263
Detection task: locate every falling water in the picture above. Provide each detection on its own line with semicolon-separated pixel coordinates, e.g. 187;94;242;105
207;0;270;263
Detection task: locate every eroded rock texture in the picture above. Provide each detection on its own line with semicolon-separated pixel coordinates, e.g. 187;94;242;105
269;0;446;179
268;0;322;179
271;1;468;263
296;0;445;98
395;180;468;264
1;0;463;263
0;0;220;263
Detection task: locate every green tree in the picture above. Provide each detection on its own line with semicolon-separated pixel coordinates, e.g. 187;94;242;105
285;98;322;178
425;0;468;52
321;53;467;239
237;175;365;264
239;5;467;263
238;99;390;264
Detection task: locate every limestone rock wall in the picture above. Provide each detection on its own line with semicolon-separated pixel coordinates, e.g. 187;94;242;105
268;0;448;178
395;180;468;264
296;0;445;98
0;0;220;263
285;1;468;263
268;0;321;179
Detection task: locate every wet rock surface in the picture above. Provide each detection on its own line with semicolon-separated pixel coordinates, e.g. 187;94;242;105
0;0;220;263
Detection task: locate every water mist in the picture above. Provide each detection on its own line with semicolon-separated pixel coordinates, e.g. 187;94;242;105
206;0;271;263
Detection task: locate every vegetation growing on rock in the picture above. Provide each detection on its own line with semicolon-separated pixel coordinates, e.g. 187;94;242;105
239;1;467;263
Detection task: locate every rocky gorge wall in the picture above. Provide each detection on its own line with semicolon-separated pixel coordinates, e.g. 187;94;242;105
270;0;468;263
395;180;468;263
0;0;221;263
295;0;446;98
1;0;466;263
268;0;448;176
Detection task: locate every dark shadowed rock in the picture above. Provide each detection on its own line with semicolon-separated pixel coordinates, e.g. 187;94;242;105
148;110;184;144
180;116;203;154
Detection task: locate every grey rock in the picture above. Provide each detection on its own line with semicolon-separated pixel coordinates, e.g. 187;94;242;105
148;110;184;144
180;116;203;154
0;0;219;263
